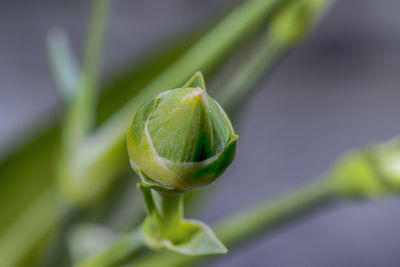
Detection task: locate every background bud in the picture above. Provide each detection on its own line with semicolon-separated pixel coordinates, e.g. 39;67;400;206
127;73;238;192
330;138;400;198
371;138;400;192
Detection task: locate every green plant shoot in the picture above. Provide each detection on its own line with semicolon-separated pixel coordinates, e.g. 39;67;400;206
126;72;238;255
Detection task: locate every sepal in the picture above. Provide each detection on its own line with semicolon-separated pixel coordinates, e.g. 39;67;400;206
139;184;227;255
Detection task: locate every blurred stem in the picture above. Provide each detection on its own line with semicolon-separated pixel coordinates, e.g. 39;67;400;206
75;189;186;267
75;227;144;267
59;0;113;204
217;37;286;115
47;28;79;101
131;179;339;267
219;0;333;114
64;0;111;148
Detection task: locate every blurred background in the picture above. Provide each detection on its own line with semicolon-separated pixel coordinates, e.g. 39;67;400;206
1;0;400;266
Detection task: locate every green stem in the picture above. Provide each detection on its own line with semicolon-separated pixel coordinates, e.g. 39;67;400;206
219;0;333;115
148;190;184;237
132;179;339;267
216;179;336;246
75;189;184;267
64;0;111;148
47;28;79;101
75;227;144;267
218;37;286;115
59;0;113;204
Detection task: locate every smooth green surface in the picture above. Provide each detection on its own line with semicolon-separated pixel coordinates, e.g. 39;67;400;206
219;0;333;114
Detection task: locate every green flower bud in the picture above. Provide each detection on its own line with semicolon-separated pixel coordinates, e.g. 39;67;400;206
330;138;400;198
127;73;238;192
269;0;329;46
371;138;400;192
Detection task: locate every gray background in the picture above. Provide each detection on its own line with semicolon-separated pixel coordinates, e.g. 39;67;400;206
1;0;400;266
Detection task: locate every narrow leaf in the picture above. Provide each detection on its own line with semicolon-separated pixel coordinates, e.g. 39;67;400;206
47;28;79;101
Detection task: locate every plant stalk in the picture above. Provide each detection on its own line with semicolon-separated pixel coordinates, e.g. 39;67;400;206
64;0;111;148
147;190;184;237
218;37;286;115
59;0;113;204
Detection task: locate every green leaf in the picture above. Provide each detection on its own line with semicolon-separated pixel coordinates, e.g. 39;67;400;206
142;218;227;256
139;186;226;255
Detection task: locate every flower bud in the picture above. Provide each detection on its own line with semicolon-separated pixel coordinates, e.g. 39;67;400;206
127;73;238;192
372;138;400;192
330;138;400;198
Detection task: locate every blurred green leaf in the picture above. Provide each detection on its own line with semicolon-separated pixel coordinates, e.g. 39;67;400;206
47;28;79;101
67;223;117;262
